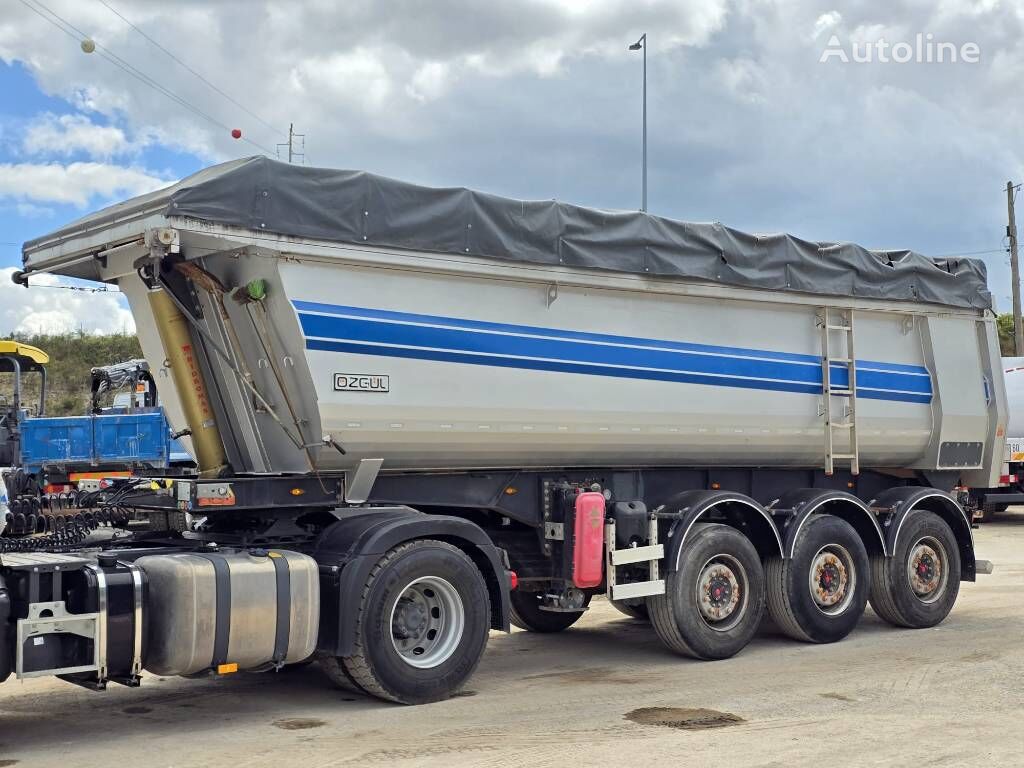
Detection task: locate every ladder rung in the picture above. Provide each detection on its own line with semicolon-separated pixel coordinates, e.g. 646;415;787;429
830;453;858;459
831;422;855;430
828;357;852;364
826;389;854;397
826;324;852;331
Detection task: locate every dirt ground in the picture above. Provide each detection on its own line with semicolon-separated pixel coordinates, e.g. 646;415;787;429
2;512;1022;768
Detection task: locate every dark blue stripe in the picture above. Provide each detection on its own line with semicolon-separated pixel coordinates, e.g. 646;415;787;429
295;299;929;376
305;338;932;404
292;301;933;403
296;312;932;396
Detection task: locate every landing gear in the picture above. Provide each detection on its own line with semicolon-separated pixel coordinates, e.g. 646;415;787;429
976;502;1007;523
325;539;491;704
649;524;765;660
869;511;960;628
766;515;869;643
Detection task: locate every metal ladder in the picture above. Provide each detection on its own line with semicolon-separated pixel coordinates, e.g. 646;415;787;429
819;307;859;476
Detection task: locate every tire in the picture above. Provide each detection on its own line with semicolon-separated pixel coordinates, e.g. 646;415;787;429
509;591;591;632
649;523;765;660
332;539;491;704
319;654;367;694
765;514;869;644
611;599;649;621
868;510;961;629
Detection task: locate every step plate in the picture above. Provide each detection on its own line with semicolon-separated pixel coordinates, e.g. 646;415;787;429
610;580;666;600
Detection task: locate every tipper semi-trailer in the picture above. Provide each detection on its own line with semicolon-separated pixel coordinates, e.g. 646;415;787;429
0;157;1002;704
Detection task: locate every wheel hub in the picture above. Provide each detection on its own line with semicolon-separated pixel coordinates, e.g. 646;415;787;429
389;576;465;669
807;545;855;615
696;561;743;625
908;540;944;599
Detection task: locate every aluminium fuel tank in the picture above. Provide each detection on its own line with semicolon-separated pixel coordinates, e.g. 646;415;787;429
135;550;319;676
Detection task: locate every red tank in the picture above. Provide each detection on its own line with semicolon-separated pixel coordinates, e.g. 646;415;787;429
572;491;606;588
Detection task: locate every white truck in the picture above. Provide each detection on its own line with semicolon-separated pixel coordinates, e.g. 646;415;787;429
1;157;1001;703
963;357;1024;520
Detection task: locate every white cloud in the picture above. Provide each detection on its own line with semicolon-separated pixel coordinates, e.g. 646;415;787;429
0;268;135;335
14;202;53;218
407;61;452;103
23;113;136;158
812;11;842;39
0;0;1022;313
0;161;170;206
292;48;394;112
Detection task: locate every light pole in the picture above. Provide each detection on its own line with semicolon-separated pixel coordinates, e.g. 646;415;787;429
628;33;647;212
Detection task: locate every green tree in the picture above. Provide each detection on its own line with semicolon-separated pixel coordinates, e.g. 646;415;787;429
1;331;143;416
998;313;1017;356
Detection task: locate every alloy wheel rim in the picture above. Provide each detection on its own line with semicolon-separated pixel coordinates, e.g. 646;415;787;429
389;576;465;668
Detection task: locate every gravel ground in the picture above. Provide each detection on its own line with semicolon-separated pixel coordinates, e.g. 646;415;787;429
2;510;1022;767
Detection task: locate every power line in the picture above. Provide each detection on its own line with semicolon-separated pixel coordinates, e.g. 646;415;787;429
94;0;284;138
22;281;120;294
18;0;277;156
929;247;1008;258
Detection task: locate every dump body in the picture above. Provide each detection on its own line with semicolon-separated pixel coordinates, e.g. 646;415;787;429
20;411;177;474
18;158;1005;488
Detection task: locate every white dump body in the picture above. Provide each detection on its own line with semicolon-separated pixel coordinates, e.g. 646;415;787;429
19;159;1006;486
20;219;1007;488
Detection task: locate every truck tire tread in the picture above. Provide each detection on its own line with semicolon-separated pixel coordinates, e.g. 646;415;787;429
867;511;960;629
867;555;908;627
764;557;812;642
648;523;764;660
340;539;490;704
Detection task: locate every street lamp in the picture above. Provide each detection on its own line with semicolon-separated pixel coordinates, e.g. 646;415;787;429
628;33;647;212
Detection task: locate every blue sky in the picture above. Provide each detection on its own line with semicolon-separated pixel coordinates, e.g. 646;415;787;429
1;1;1023;333
0;61;201;263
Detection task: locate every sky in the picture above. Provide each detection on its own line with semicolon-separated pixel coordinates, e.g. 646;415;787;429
1;0;1023;334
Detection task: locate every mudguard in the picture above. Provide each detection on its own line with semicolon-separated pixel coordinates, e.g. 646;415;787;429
658;490;783;570
769;488;887;558
869;487;976;581
312;506;511;657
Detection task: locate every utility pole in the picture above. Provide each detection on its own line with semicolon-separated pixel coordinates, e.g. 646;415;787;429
277;123;305;164
1009;181;1022;355
628;34;647;212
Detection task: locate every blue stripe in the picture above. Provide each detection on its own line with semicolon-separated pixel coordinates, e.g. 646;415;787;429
293;301;933;404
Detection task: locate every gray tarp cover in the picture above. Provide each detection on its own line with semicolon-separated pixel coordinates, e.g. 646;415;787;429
37;155;994;310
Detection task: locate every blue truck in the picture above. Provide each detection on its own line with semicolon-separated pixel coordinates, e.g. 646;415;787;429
1;342;192;496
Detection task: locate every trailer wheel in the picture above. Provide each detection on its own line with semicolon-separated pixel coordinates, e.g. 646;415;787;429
611;599;649;621
766;514;869;643
869;511;961;629
335;539;491;704
509;591;591;632
649;523;764;660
